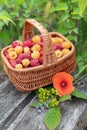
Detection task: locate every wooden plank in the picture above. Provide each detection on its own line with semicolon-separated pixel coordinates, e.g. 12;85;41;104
0;78;87;130
7;97;46;130
74;107;87;130
6;79;87;130
0;79;35;130
6;98;87;130
0;73;8;84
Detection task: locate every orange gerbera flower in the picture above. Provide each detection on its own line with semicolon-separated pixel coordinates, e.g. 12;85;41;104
52;72;75;96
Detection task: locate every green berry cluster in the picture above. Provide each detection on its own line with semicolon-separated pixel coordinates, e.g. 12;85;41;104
37;87;59;108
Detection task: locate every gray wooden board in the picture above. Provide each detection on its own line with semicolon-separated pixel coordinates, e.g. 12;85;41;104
0;79;35;130
0;73;8;84
0;78;87;130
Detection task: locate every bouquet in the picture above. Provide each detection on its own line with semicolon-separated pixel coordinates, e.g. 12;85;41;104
31;64;87;130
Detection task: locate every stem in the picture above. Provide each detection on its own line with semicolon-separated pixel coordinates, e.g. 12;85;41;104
74;64;87;80
73;74;87;85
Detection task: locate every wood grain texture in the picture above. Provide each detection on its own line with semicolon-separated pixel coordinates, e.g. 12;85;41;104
0;79;35;130
0;78;87;130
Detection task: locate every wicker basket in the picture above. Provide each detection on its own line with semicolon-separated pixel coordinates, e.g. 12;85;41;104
1;18;76;92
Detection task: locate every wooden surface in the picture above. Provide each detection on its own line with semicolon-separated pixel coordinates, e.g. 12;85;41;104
0;73;87;130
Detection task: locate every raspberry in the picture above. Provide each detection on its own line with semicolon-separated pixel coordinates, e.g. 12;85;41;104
23;54;30;59
32;44;41;52
9;60;17;68
8;51;17;60
56;37;63;44
22;59;30;67
15;64;23;69
54;44;63;51
32;35;40;43
62;49;70;55
12;40;20;48
39;56;43;64
16;58;22;64
18;53;24;60
62;41;71;49
23;40;33;48
31;51;40;59
30;59;39;67
8;47;14;53
14;46;23;54
51;38;57;44
18;53;30;60
40;50;43;57
39;35;43;42
39;42;43;47
55;50;62;58
24;47;30;54
51;37;63;44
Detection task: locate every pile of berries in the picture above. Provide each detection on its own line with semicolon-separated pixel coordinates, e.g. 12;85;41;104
4;35;72;69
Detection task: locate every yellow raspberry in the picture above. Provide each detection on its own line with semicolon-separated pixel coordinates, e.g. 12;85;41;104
8;47;14;53
51;37;64;44
32;45;41;52
62;41;71;49
9;51;17;60
51;38;57;44
62;49;70;56
24;47;30;54
55;37;64;44
31;51;40;59
15;64;23;69
32;35;40;43
22;59;30;67
14;46;23;54
55;50;62;58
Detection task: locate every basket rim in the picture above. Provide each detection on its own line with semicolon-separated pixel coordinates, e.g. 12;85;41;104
1;32;75;72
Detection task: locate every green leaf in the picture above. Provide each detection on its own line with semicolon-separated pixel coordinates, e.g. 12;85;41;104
0;21;4;30
59;95;71;103
0;31;10;45
59;12;69;23
72;89;87;100
77;55;85;70
30;101;41;107
78;0;87;16
72;27;78;34
67;35;77;42
57;23;69;35
0;15;15;25
51;3;68;12
66;20;75;29
74;64;87;80
44;1;52;18
44;107;61;130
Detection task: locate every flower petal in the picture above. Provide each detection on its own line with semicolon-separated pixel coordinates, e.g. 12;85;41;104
52;72;74;96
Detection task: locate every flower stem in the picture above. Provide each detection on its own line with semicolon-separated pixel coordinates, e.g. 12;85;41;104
74;64;87;80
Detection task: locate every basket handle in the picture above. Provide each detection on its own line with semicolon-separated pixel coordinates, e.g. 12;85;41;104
22;18;57;67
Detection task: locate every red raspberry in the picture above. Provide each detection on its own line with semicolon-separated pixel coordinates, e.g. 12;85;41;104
39;42;43;47
9;60;17;68
54;44;63;51
12;40;20;48
16;58;22;64
39;35;43;42
23;40;33;48
39;56;43;64
30;59;39;67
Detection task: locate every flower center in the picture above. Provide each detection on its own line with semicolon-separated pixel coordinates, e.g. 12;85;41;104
61;81;67;87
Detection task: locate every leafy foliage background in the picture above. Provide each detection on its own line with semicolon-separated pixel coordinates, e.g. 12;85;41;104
0;0;87;72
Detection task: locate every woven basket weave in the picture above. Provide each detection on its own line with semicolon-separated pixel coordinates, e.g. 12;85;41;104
1;18;76;92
